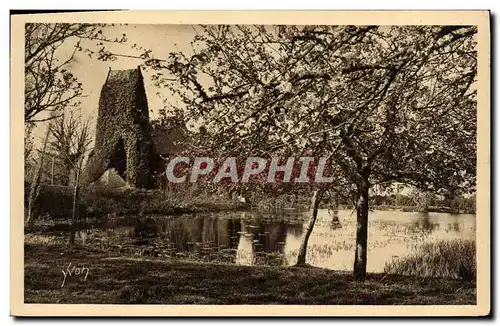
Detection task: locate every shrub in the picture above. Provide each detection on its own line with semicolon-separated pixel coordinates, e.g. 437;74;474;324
25;184;247;221
26;184;86;220
384;239;476;280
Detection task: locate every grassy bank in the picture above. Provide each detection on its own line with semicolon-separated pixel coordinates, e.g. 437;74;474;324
25;243;476;305
27;184;475;222
27;184;248;220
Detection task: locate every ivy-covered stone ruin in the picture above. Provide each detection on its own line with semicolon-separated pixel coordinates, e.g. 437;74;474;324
82;67;155;188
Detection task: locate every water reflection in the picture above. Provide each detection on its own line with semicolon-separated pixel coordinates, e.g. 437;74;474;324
235;216;303;266
408;213;440;233
130;216;243;261
448;222;461;232
48;209;475;273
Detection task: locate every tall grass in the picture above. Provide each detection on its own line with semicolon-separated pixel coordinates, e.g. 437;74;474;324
384;239;476;280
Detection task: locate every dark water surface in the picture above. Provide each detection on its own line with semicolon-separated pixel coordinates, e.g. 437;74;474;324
42;209;476;272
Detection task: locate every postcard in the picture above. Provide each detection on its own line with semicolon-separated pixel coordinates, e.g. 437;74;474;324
10;10;490;317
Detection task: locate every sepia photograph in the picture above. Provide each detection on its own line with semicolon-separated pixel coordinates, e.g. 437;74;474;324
10;10;490;317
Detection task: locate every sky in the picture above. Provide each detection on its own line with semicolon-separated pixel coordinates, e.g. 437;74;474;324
62;24;200;122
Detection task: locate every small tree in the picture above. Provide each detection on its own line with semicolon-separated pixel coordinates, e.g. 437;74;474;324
47;111;92;220
24;23;126;123
70;118;92;221
24;122;36;181
330;26;477;278
46;111;91;185
26;121;52;223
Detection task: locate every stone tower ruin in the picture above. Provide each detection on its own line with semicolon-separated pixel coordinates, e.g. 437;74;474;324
82;66;154;188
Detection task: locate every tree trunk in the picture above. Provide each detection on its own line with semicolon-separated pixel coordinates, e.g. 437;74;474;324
50;156;54;185
69;231;76;245
296;188;324;266
353;182;369;279
71;165;81;222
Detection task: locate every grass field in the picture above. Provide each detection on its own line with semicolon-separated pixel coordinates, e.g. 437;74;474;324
24;243;476;305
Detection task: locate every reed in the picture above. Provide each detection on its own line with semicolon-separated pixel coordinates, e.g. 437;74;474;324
384;239;476;280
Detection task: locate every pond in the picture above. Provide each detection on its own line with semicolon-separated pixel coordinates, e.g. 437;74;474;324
42;209;476;273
